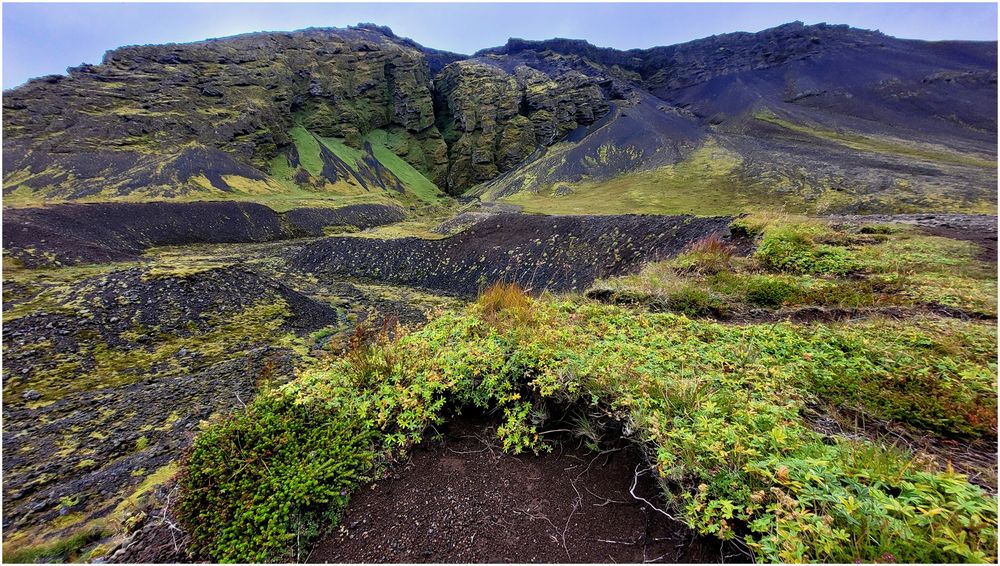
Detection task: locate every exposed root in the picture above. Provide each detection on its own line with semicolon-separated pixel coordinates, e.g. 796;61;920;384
629;464;680;522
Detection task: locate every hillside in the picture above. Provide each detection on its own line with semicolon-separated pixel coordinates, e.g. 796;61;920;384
2;19;997;565
3;22;997;214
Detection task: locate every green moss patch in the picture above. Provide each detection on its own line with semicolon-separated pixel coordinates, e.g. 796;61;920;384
178;394;374;562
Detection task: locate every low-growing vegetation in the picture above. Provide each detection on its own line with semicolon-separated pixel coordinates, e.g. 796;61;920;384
179;278;997;562
177;394;375;562
594;215;997;317
2;527;108;564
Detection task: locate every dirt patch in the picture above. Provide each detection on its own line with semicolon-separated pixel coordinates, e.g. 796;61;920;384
3;201;405;267
309;415;725;563
293;213;733;297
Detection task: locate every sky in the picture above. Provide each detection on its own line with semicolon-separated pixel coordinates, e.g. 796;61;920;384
3;2;997;89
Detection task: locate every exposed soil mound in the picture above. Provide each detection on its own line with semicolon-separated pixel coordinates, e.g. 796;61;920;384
309;416;723;563
292;213;733;296
3;201;405;267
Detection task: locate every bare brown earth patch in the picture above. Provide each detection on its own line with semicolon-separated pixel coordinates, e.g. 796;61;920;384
308;415;727;564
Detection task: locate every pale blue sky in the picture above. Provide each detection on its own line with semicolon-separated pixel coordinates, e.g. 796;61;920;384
3;3;997;89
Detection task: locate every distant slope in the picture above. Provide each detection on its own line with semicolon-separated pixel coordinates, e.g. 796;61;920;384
475;23;997;214
265;124;445;205
3;22;996;214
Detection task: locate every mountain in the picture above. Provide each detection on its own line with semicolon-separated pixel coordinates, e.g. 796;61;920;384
3;22;997;214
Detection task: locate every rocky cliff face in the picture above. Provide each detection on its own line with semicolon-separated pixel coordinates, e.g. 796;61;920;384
3;22;997;209
2;23;615;198
433;59;609;189
3;25;461;199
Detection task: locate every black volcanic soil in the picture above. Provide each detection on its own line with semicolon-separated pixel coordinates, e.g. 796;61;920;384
293;213;733;297
308;416;725;564
3;201;405;267
1;266;341;538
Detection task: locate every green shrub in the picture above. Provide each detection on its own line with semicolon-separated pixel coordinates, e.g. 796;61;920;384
666;286;727;317
184;294;997;563
299;300;996;560
792;319;997;438
859;223;899;235
755;224;855;274
177;393;374;562
743;276;800;307
344;321;400;389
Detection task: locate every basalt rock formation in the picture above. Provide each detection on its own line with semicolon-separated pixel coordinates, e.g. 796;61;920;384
3;22;997;210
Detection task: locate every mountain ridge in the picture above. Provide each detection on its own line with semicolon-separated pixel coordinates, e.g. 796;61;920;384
3;21;996;214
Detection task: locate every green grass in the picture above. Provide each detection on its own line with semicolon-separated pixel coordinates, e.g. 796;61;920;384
4;123;443;211
272;125;445;207
2;527;107;564
595;216;997;318
317;131;444;206
315;134;367;166
287;125;325;177
3;176;402;213
364;129;444;204
501;142;784;215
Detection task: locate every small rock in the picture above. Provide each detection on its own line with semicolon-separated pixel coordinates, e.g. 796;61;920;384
22;389;41;401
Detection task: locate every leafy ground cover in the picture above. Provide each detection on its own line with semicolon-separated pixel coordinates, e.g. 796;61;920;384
592;214;997;319
179;272;997;562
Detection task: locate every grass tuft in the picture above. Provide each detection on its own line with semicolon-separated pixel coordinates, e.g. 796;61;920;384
672;234;735;275
477;282;534;328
